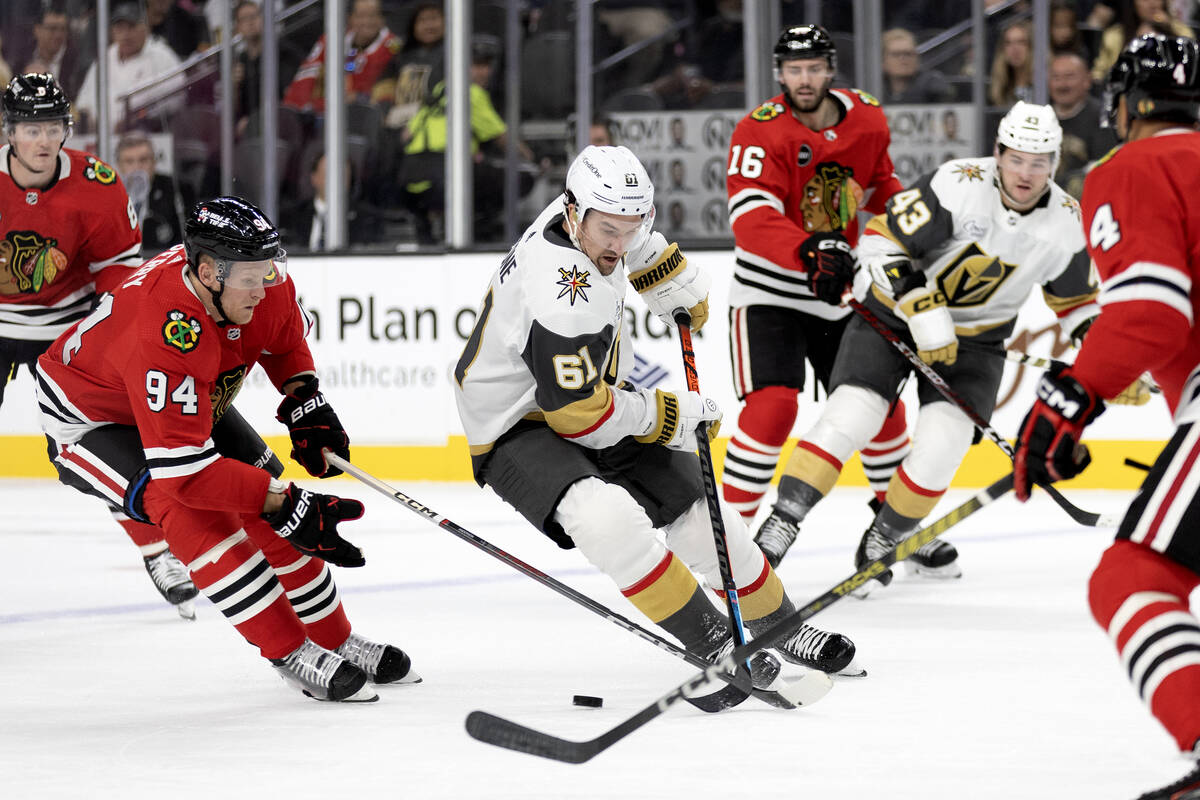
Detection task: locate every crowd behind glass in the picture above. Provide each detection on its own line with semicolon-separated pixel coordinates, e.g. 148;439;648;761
1;0;1194;251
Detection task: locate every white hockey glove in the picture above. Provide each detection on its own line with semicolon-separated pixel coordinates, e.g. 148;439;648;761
895;287;957;366
627;232;711;331
635;389;722;452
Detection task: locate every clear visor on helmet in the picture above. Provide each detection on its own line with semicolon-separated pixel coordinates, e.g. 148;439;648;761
216;250;288;290
579;205;656;258
8;118;70;142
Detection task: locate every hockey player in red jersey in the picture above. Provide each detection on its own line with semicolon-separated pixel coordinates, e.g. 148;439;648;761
1013;35;1200;799
36;196;419;701
0;72;202;617
720;26;910;559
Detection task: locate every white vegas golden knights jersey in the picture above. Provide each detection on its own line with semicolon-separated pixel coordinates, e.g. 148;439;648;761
857;156;1098;335
454;195;662;479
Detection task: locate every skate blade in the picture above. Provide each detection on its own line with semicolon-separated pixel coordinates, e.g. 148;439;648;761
905;561;963;579
393;669;422;685
833;658;867;679
303;684;380;703
175;600;196;621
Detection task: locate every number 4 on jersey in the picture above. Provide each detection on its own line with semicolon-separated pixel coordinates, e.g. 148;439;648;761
1089;203;1122;252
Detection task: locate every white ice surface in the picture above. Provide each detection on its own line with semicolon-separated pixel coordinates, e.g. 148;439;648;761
2;478;1195;799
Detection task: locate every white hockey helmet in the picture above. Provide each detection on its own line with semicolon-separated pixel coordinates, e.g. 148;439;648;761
564;145;656;254
995;101;1062;171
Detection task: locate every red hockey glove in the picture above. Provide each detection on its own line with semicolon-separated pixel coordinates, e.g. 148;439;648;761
1014;364;1104;502
263;483;365;567
276;375;349;477
799;232;855;305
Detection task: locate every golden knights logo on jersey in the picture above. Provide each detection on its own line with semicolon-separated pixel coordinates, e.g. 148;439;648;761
935;243;1017;307
801;162;863;232
163;309;203;352
0;231;68;295
555;265;591;305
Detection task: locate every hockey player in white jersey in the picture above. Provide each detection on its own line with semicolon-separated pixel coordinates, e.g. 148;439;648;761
454;145;859;680
753;102;1104;594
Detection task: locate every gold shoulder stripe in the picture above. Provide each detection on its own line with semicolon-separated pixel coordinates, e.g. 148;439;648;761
1041;288;1100;315
865;215;905;248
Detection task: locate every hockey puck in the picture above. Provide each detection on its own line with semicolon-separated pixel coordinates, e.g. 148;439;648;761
572;695;603;708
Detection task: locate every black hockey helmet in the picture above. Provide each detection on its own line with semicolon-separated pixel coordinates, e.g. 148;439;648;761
185;196;281;266
774;25;837;73
1103;34;1200;128
2;72;72;129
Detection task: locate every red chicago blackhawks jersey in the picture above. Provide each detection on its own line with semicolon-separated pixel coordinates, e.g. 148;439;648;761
726;89;903;319
0;146;142;341
35;245;314;515
1072;129;1200;415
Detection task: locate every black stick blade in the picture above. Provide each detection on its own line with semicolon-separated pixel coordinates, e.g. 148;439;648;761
465;711;598;764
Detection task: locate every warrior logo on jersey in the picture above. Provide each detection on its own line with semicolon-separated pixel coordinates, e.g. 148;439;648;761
210;365;247;421
751;102;785;122
935;243;1017;307
952;163;985;182
801;162;863;232
0;231;68;295
84;157;117;186
162;309;202;352
556;266;591;306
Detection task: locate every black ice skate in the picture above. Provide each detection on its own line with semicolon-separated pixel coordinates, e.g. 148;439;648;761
271;639;378;702
143;549;199;620
906;538;962;579
852;524;897;598
335;632;422;685
704;637;783;690
754;510;800;568
1134;761;1200;800
774;623;864;677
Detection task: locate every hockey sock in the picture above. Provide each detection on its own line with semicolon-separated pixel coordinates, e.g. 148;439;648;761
622;552;711;644
721;386;798;524
1090;540;1200;751
188;532;307;660
772;474;823;522
860;398;910;505
713;552;786;624
872;500;923;542
881;464;945;522
246;515;351;650
114;515;170;556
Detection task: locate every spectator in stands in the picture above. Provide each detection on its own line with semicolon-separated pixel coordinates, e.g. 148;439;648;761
880;28;955;104
400;35;532;243
696;0;744;85
282;0;400;114
147;0;210;61
589;115;617;146
1050;50;1118;199
1092;0;1195;79
0;37;12;90
114;132;191;254
988;19;1033;106
1050;1;1094;63
14;6;80;99
75;2;185;134
595;2;673;91
232;0;305;136
282;150;376;251
371;2;444;131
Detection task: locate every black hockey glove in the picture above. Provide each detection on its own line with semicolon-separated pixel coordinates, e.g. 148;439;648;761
799;232;855;305
1014;363;1104;502
276;375;348;478
262;483;366;568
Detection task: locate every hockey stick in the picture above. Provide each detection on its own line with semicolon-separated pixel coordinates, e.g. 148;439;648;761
465;472;1016;763
673;311;753;663
956;340;1162;395
847;298;1118;528
324;452;814;712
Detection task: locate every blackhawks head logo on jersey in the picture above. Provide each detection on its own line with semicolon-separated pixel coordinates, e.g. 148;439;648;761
0;231;69;295
801;162;864;233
